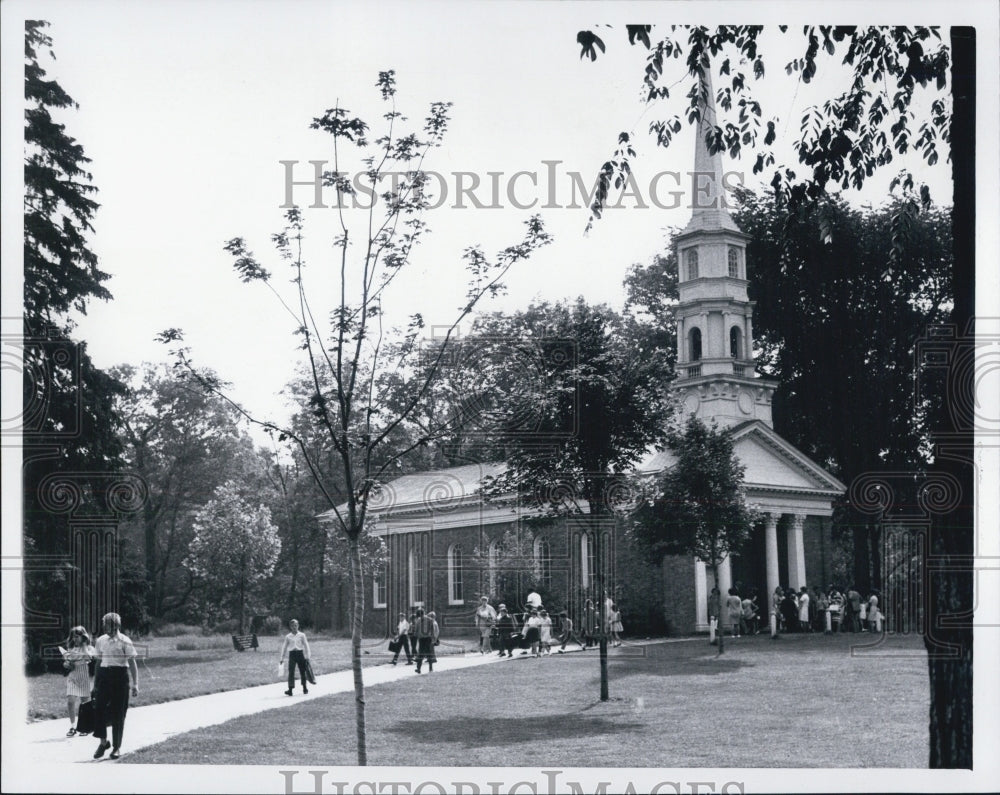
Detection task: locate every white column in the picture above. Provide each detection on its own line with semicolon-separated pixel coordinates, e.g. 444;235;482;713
694;558;708;630
677;318;685;364
765;512;780;608
717;553;733;599
786;514;806;589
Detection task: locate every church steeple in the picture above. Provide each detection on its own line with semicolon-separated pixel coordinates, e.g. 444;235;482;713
682;68;743;236
671;66;777;428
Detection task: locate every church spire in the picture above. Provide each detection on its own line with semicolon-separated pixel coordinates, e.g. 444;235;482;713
682;67;741;235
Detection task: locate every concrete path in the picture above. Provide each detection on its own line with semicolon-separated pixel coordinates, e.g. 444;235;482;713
15;643;623;764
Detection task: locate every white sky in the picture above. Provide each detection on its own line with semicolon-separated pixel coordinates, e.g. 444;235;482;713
2;3;1000;793
1;0;966;435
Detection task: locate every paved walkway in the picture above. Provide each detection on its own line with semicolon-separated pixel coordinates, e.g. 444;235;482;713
16;643;637;765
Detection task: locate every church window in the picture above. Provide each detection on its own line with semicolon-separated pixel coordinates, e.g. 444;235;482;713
581;533;597;589
730;326;742;359
685;249;699;280
374;561;387;608
409;547;424;606
447;544;463;604
689;327;702;362
534;536;552;588
728;246;740;278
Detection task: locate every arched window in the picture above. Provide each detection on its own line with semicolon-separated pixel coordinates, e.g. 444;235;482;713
373;561;387;608
408;547;424;606
448;544;463;604
689;327;702;362
534;537;552;588
728;246;740;278
685;249;699;280
730;326;742;359
581;533;597;589
487;539;500;596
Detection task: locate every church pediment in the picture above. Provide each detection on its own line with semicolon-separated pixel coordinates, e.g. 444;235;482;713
730;421;846;494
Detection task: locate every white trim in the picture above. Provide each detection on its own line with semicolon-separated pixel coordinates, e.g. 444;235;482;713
447;544;464;606
373;566;387;609
408;548;424;607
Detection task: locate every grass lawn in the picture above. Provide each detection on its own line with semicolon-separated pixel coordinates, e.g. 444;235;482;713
125;631;929;768
26;632;471;721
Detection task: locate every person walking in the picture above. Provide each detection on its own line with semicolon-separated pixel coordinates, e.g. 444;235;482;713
539;609;554;654
583;598;599;648
474;596;497;654
391;613;411;665
708;587;722;642
522;608;542;657
846;586;862;632
798;586;811;632
279;619;312;695
406;609;418;664
62;626;95;736
726;588;743;637
609;604;623;646
556;610;585;652
495;605;517;658
91;612;139;760
412;607;438;673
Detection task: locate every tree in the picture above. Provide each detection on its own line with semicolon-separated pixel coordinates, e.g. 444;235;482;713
185;482;281;633
577;23;973;766
114;363;258;619
22;20;127;663
632;416;757;655
574;25;949;229
160;71;549;764
626;192;953;592
459;298;671;699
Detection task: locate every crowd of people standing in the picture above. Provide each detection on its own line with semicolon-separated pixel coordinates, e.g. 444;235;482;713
710;583;883;636
389;591;625;664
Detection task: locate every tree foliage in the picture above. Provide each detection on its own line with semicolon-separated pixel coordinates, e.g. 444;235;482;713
631;416;757;653
22;21;127;664
113;363;259;619
160;71;549;764
574;25;950;231
461;298;671;517
185;482;281;633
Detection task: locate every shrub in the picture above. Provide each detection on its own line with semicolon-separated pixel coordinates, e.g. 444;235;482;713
176;637;233;651
211;618;241;635
259;616;283;636
154;623;203;638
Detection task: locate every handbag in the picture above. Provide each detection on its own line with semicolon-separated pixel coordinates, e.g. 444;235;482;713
277;661;286;679
388;638;402;654
305;659;317;685
76;699;96;735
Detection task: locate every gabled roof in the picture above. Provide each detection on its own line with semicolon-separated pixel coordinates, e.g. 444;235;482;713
316;462;507;524
635;420;845;496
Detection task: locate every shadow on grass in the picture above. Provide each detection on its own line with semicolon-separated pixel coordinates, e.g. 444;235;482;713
601;644;753;679
386;714;644;747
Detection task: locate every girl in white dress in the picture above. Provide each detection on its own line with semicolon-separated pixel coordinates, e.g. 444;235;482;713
62;626;95;736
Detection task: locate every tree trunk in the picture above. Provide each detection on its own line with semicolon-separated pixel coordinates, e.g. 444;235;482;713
924;25;974;769
239;555;246;635
713;560;724;656
347;530;368;765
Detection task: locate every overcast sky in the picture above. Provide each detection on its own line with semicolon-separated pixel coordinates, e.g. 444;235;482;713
4;0;979;438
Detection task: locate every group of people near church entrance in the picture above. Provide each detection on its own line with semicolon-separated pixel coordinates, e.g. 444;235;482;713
389;592;624;665
708;584;883;637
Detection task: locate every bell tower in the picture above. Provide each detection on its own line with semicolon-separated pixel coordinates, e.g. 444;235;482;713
672;69;776;428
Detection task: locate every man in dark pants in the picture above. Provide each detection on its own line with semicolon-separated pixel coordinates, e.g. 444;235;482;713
495;605;517;658
413;607;438;673
406;609;418;665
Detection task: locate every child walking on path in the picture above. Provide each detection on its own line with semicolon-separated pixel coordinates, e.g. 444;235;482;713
610;605;623;646
62;626;95;736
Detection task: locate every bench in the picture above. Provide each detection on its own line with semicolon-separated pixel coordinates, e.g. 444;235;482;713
232;633;259;652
